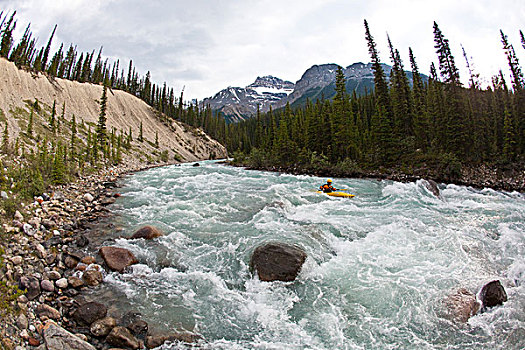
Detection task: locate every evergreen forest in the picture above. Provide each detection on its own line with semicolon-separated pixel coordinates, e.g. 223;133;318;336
1;10;524;182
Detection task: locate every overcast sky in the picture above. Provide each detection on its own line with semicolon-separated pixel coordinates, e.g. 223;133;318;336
1;0;524;100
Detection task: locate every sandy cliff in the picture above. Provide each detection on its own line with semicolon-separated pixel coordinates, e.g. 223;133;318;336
0;58;227;164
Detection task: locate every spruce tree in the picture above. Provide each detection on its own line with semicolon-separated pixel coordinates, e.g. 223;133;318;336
41;24;57;71
96;83;108;154
139;122;143;142
27;108;33;136
49;101;56;133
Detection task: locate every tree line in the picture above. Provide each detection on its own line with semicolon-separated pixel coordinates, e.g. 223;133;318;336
224;21;524;178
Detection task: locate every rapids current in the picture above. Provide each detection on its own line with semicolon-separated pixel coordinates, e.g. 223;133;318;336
87;161;525;349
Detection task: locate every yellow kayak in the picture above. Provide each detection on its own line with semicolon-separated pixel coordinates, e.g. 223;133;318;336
316;191;355;198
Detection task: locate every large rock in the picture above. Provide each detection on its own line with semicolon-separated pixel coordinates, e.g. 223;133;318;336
250;243;307;282
479;280;507;309
105;326;140;349
443;288;480;322
19;276;41;300
130;225;163;240
72;301;108;325
423;179;441;198
99;246;138;273
43;321;96;350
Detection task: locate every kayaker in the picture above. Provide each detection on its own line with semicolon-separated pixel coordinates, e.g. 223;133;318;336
319;179;337;193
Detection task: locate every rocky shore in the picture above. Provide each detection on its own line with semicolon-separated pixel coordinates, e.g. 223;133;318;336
0;163;198;350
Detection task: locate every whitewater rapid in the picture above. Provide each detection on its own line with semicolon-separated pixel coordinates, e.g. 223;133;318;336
87;161;525;349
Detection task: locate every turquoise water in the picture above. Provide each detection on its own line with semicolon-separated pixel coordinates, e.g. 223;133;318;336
91;161;525;349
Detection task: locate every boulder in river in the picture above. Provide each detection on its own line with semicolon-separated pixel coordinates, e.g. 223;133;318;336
250;242;307;282
479;280;507;309
423;179;441;198
130;225;163;240
99;246;138;272
443;288;480;322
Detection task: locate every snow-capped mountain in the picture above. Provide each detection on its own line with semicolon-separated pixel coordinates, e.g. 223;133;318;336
202;76;294;122
204;62;423;121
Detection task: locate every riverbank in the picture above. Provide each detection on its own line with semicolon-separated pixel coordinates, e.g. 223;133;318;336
232;161;525;193
0;161;197;350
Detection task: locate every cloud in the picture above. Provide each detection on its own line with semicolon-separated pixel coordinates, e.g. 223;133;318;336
2;0;524;99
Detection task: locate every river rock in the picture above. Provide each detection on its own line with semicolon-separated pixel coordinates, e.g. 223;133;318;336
43;321;96;350
56;278;68;289
19;276;41;300
250;243;307;282
36;304;61;320
14;210;24;221
16;313;29;329
46;270;61;280
423;179;441;198
72;301;108;325
41;279;55;292
479;280;507;309
130;225;163;240
11;256;23;265
82;269;103;286
99;246;138;273
90;316;116;337
83;193;95;202
68;276;85;289
105;326;140;350
81;256;97;265
443;288;480;322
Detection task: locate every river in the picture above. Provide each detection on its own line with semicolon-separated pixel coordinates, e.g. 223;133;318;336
87;161;525;349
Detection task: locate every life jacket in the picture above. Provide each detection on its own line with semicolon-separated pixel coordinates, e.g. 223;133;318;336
320;184;335;193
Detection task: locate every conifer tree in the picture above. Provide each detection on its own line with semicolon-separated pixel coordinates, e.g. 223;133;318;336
139;122;143;142
155;131;159;148
0;11;16;58
49;101;56;133
70;114;77;157
27;108;33;136
433;22;460;86
500;30;524;91
96;83;108;154
41;24;57;71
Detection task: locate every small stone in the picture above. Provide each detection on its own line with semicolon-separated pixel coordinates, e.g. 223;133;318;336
16;313;29;329
11;256;23;265
20;329;30;340
81;256;96;265
82;270;103;287
19;276;41;300
64;256;79;269
35;244;47;259
47;271;61;280
14;210;24;221
17;295;28;303
28;337;40;347
68;276;84;289
53;230;60;236
36;304;61;320
83;193;94;203
41;280;54;292
90;316;116;337
23;223;35;236
1;190;8;199
55;278;68;289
